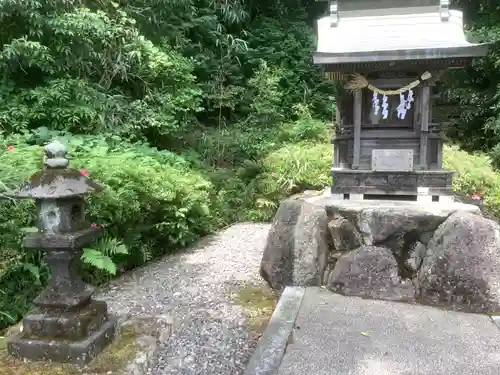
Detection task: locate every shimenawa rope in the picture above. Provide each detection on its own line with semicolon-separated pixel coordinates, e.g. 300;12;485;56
344;71;432;95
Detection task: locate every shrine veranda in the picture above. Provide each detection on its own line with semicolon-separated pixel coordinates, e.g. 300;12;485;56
313;0;489;202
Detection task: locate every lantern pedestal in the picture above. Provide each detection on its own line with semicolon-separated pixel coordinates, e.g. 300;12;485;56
33;250;94;309
7;313;117;365
7;230;118;365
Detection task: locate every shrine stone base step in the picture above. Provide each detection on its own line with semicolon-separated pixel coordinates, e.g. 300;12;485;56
330;169;454;204
327;192;454;204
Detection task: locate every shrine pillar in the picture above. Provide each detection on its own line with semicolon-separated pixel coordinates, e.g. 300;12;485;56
352;89;362;169
419;83;431;169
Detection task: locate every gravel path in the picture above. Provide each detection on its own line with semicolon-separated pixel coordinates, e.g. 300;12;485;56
96;222;271;375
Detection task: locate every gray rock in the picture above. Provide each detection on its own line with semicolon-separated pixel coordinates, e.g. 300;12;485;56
261;193;483;304
419;231;434;245
327;246;415;301
260;199;329;293
406;242;426;273
293;202;329;287
260;200;301;293
121;314;173;344
357;207;453;245
327;216;362;251
306;197;480;245
379;229;423;279
418;211;500;313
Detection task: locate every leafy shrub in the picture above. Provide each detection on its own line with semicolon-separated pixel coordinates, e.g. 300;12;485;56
277;115;329;143
247;141;331;221
179;127;274;166
444;145;500;218
0;1;202;144
444;145;499;195
207;168;260;225
260;142;331;195
178;118;331;222
180;113;330;168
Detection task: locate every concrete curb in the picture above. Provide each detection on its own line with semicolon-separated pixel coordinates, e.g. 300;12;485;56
244;286;306;375
489;315;500;330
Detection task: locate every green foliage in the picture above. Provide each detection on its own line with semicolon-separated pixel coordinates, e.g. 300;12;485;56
443;1;500;156
241;140;331;221
0;0;334;143
259;142;331;195
119;0;333;127
0;0;202;143
443;145;500;217
81;236;129;281
444;145;498;194
243;60;285;126
0;0;338;330
243;17;335;118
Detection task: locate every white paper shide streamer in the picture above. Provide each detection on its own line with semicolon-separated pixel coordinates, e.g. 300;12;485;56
372;91;380;115
371;89;415;121
406;89;414;110
397;93;407;119
381;95;388;119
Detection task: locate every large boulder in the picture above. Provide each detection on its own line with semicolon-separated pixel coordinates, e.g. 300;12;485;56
327;246;415;301
418;211;500;313
260;198;329;294
260;191;483;306
354;203;474;245
314;197;480;245
327;215;362;251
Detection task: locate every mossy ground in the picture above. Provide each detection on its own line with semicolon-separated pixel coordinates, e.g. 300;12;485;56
0;325;138;375
235;284;276;335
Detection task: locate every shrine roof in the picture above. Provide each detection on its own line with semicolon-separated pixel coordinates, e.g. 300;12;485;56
313;7;488;67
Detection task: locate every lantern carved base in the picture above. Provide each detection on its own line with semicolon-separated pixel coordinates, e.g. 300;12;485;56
7;300;118;365
23;300;109;340
7;236;118;365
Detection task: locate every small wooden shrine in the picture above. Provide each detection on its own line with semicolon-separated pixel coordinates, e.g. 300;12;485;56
314;0;488;202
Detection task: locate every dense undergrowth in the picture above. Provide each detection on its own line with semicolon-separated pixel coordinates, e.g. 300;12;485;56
0;0;500;331
0;115;334;328
0;0;333;328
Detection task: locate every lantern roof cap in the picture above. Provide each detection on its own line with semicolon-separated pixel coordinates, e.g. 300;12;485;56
314;2;489;67
12;140;103;199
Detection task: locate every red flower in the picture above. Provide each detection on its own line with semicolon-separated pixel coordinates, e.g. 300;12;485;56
80;169;88;177
91;223;97;228
7;145;14;152
471;194;483;200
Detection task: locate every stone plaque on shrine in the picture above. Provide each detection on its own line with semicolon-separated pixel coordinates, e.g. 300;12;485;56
371;149;413;172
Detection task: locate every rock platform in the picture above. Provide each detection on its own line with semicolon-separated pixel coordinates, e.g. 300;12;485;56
260;191;500;313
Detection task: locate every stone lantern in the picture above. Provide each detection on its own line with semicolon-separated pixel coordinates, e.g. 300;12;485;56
6;140;117;365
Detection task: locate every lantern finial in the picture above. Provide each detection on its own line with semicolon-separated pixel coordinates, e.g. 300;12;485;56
44;140;69;168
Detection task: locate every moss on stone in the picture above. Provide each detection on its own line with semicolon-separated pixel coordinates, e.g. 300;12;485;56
0;325;139;375
235;284;276;335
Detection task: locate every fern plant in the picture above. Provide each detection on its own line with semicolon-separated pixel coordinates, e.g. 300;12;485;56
0;289;16;324
81;236;128;276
